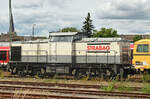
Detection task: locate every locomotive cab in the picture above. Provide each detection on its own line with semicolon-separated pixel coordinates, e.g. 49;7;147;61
48;32;84;63
49;32;85;42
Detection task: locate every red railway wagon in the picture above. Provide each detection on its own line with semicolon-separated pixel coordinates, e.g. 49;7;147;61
130;43;134;49
0;46;10;66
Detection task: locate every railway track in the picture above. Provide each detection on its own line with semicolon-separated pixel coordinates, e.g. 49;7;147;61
0;80;142;90
0;81;149;99
0;91;104;99
0;85;149;98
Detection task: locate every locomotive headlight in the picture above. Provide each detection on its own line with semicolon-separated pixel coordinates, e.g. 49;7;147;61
135;61;148;66
143;61;148;66
135;61;143;65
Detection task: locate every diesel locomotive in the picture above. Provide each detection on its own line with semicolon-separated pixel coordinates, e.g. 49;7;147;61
8;32;132;78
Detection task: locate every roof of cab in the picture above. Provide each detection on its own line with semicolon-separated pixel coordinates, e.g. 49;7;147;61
135;39;150;44
136;39;150;42
49;32;78;36
81;37;125;42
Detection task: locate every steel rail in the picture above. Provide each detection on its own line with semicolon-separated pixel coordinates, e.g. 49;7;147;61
0;91;103;99
0;80;142;90
0;84;149;98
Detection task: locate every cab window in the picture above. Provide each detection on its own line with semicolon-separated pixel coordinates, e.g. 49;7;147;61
137;44;149;52
0;51;7;60
50;36;73;42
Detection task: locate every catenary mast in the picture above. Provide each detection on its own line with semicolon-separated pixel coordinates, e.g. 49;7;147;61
9;0;15;61
9;0;15;36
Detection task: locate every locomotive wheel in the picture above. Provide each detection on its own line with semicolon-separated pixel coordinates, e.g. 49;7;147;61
36;72;42;78
36;71;44;78
47;73;55;78
17;71;25;77
74;69;84;79
122;69;128;78
36;68;46;78
41;68;45;75
119;68;128;79
100;73;107;80
109;73;117;80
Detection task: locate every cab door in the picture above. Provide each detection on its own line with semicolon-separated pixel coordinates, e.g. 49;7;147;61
11;46;21;61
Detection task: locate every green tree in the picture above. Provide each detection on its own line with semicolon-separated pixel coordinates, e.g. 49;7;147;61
60;27;79;32
133;35;143;42
93;28;118;37
82;12;94;37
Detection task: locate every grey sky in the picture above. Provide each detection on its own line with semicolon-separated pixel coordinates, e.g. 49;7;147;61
0;0;150;37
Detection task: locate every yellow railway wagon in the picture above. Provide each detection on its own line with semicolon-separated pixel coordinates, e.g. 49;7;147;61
133;39;150;71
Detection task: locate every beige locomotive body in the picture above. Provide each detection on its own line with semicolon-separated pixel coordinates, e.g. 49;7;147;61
11;39;130;65
9;32;131;77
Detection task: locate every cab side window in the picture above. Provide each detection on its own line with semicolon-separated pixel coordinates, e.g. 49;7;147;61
0;51;7;60
137;44;149;52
